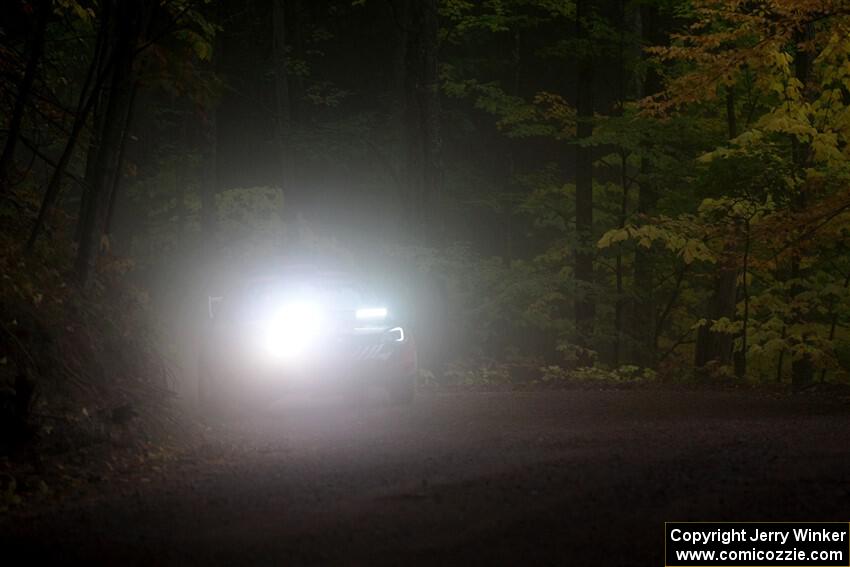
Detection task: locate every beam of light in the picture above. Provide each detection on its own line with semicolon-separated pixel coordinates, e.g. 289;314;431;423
355;307;387;320
261;300;324;359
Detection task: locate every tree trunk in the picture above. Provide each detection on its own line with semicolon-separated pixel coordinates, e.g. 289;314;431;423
0;0;51;192
573;0;595;363
612;0;633;366
614;152;628;367
75;0;150;286
27;0;114;250
790;24;815;389
199;1;223;257
75;15;114;244
103;81;139;240
286;0;305;125
403;0;445;376
403;0;441;243
272;0;294;239
389;0;409;239
629;3;664;367
694;90;739;373
201;109;218;246
733;218;750;378
776;325;787;382
201;102;219;249
76;90;106;243
820;271;850;382
694;264;737;369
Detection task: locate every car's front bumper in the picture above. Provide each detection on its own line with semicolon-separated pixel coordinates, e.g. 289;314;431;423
208;330;417;397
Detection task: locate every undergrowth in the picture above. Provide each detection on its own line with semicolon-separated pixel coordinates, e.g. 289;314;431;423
1;191;180;508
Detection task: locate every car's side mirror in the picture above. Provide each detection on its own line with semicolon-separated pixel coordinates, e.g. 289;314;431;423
208;296;223;320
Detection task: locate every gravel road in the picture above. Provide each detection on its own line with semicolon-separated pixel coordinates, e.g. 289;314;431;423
4;388;850;565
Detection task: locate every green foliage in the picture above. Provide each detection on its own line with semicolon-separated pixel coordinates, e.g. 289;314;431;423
539;364;657;383
598;222;716;265
442;74;571;139
442;0;576;36
9;0;850;399
436;0;850;385
0;474;22;512
392;244;565;353
444;360;512;385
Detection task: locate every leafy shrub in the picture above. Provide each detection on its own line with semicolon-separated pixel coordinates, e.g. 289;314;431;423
0;201;175;457
540;364;658;384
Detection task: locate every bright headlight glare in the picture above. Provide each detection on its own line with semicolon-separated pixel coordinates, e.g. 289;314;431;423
356;307;387;320
262;300;324;358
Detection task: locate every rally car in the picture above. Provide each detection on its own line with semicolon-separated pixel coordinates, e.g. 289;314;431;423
198;267;417;415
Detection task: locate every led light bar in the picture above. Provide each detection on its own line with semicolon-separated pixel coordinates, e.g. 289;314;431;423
356;307;388;320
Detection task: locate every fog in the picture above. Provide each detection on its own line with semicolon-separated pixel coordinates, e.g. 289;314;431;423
3;1;850;564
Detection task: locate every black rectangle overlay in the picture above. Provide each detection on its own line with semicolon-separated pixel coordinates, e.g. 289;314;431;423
666;522;850;566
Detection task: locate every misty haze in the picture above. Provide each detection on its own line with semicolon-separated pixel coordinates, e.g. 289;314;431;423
2;1;850;565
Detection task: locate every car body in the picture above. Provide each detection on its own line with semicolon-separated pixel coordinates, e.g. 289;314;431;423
198;267;417;414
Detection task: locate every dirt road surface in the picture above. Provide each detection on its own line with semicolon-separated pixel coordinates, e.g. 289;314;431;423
4;389;850;565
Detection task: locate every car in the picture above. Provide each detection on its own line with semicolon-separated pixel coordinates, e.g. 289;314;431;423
198;266;417;416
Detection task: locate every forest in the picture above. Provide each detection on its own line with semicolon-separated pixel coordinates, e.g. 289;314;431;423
5;1;850;563
3;0;850;447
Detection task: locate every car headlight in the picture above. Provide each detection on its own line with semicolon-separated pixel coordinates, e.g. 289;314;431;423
356;307;388;320
261;301;324;359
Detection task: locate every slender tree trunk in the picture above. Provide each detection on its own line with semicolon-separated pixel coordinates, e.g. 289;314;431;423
76;90;105;243
612;0;631;367
630;3;664;367
776;325;787;382
694;90;739;373
614;152;628;367
790;24;815;389
820;271;850;382
286;0;305;125
402;0;420;237
201;110;218;244
403;0;445;378
421;0;441;241
75;17;114;243
201;96;219;248
387;0;409;240
694;263;737;369
199;0;223;258
632;164;656;367
27;1;113;250
574;0;595;363
75;0;150;286
272;0;294;239
103;81;139;240
0;0;51;192
654;262;688;348
403;0;441;243
733;218;750;378
503;28;521;262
